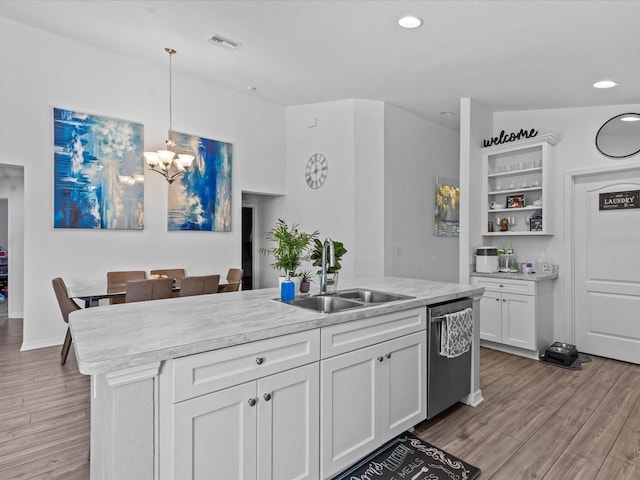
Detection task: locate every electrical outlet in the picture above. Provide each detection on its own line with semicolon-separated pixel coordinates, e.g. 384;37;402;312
395;246;402;255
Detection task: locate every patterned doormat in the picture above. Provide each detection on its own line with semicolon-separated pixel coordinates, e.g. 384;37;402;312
332;431;481;480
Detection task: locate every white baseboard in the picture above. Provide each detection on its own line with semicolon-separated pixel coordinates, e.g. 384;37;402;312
20;336;62;351
461;389;484;407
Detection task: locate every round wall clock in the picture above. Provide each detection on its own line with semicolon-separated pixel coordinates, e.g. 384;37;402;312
305;153;328;189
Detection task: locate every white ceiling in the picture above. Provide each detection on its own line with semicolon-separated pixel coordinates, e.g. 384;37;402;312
1;0;639;135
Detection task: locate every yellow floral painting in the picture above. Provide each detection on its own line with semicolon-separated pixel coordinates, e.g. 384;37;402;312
435;177;460;237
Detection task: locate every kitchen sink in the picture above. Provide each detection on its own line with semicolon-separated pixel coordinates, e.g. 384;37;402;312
283;289;414;313
333;289;414;304
287;295;362;313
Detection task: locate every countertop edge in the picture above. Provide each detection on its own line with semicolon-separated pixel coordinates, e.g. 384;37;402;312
70;278;484;375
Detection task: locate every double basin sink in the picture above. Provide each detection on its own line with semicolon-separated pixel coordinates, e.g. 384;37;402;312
284;289;415;314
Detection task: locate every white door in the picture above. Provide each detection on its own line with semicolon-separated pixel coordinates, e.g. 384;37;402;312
478;290;502;342
257;363;319;480
382;332;427;438
502;293;536;350
574;169;640;363
173;381;257;480
320;344;381;479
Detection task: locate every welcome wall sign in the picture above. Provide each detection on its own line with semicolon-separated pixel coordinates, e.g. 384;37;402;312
483;128;539;147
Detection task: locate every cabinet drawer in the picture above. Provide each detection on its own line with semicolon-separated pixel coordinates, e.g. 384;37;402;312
321;307;426;359
472;277;535;295
173;329;320;402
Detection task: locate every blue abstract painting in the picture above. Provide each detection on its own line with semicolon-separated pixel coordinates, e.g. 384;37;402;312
53;108;144;229
167;131;232;231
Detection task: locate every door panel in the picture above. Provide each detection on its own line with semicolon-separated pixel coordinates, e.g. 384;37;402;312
257;363;319;480
502;293;536;350
574;170;640;363
383;332;427;437
174;382;257;480
478;291;502;342
320;344;381;479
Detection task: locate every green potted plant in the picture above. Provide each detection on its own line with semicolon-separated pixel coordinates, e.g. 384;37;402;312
259;219;318;288
310;238;347;293
298;269;314;294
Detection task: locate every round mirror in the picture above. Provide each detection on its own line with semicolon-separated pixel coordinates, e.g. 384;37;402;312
596;113;640;158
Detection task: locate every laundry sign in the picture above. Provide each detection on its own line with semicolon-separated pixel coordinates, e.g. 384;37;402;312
599;190;640;210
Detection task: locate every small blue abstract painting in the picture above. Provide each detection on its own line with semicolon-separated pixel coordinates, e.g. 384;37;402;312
53;108;144;229
167;131;232;231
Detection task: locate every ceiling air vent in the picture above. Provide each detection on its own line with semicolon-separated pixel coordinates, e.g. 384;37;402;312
208;34;241;50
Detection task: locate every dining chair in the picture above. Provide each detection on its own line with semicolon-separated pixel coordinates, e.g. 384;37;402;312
125;278;174;303
180;275;221;297
107;270;146;304
52;277;82;365
222;268;243;292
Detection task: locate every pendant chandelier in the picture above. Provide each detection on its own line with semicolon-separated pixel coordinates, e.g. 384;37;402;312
143;48;194;184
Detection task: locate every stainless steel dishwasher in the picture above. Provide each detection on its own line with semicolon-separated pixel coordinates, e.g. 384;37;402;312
427;298;473;419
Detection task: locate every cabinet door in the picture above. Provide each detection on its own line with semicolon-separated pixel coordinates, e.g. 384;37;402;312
320;344;381;479
257;363;319;480
174;382;257;480
381;332;427;440
479;290;502;342
502;293;536;350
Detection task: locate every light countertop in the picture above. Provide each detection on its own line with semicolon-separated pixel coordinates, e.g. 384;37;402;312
69;277;483;375
470;271;558;281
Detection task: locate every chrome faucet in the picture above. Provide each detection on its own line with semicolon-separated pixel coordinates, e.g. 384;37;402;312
319;238;335;295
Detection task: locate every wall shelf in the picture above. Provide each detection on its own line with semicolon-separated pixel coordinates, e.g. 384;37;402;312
481;134;558;236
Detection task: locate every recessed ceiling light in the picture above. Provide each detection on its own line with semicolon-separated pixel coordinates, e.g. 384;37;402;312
593;80;618;89
398;16;422;29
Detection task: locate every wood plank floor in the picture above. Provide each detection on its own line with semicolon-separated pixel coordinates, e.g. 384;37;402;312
2;315;639;479
0;317;90;479
415;347;640;480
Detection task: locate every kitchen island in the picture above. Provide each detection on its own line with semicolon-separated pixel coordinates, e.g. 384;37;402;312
69;277;484;479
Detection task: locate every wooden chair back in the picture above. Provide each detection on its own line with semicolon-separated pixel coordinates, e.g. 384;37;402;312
223;268;243;292
180;275;220;297
107;271;146;304
125;278;174;303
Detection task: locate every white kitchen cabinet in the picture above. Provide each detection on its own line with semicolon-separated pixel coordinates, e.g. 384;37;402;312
160;330;320;480
481;134;558;236
472;276;554;359
320;329;426;479
172;362;319;480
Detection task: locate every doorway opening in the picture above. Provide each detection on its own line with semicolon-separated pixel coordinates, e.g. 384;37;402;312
241;206;254;290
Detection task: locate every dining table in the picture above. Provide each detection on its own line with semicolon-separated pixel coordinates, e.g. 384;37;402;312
67;279;240;307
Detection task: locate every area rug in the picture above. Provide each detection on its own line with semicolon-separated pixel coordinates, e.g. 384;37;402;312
540;353;592;370
332;431;481;480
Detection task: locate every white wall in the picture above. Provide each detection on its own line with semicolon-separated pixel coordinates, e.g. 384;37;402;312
384;104;461;283
260;100;363;289
1;18;286;349
493;104;640;342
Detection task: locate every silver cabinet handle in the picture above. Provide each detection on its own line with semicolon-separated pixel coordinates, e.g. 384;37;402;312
377;356;384;362
263;393;272;401
255;357;264;365
248;398;257;407
385;353;392;359
496;298;500;301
